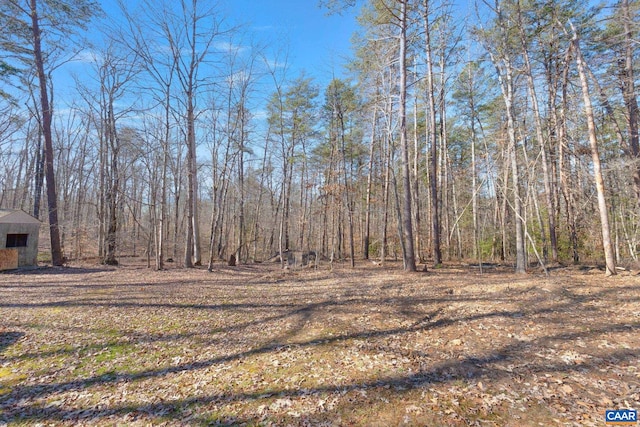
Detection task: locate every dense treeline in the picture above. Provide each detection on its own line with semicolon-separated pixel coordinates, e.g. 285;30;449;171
0;0;638;275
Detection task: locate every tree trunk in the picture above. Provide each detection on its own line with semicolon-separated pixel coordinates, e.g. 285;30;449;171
557;47;580;264
237;111;246;264
517;9;557;262
412;98;422;261
424;0;441;266
338;105;356;268
278;165;287;269
184;92;198;267
104;102;119;266
363;105;377;260
488;47;526;273
470;84;479;260
507;96;526;274
251;126;271;262
572;28;616;276
29;0;63;266
399;0;416;272
33;125;44;219
381;120;392;266
157;98;170;270
172;150;181;262
620;0;640;206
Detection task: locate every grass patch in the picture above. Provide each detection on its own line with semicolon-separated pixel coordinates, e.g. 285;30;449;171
93;342;133;364
36;252;51;263
0;367;27;397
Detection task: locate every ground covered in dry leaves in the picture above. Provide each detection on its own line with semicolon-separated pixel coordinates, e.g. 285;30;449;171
1;260;639;426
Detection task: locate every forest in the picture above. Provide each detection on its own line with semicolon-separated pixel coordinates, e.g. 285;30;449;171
1;0;639;275
2;2;640;424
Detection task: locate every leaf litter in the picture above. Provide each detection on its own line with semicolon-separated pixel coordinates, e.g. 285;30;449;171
0;261;639;426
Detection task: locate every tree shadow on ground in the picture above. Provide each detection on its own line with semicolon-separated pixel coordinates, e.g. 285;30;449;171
1;267;638;425
0;331;23;355
1;266;114;276
1;319;638;424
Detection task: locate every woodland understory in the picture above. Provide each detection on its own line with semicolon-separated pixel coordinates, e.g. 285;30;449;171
1;0;639;275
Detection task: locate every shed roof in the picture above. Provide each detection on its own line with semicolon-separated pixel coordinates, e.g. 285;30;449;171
0;210;41;225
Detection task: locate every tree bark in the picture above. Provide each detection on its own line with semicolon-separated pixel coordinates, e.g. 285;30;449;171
424;0;441;266
157;90;170;270
620;0;640;206
363;104;377;260
572;28;616;276
486;39;526;273
104;101;119;265
29;0;63;266
517;6;557;262
399;0;416;271
507;85;526;274
335;91;356;268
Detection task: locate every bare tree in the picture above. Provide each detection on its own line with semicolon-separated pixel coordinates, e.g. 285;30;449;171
398;0;416;271
618;0;640;206
325;78;358;267
477;0;527;273
515;1;558;262
117;0;179;270
423;0;442;266
570;23;616;276
162;0;222;267
28;0;63;265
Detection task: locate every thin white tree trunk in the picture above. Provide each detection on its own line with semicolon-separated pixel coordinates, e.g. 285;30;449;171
571;26;616;276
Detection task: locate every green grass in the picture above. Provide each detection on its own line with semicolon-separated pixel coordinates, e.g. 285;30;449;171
0;367;27;397
36;252;51;263
93;342;133;363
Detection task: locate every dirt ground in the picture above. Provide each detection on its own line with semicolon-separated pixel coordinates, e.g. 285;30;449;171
0;260;639;426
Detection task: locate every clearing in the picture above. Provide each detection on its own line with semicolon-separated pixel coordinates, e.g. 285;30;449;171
0;261;639;426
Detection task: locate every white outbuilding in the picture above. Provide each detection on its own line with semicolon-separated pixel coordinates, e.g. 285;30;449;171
0;209;41;270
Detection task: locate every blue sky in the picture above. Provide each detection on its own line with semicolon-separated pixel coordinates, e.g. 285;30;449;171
90;0;361;86
50;0;362;130
219;0;360;83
